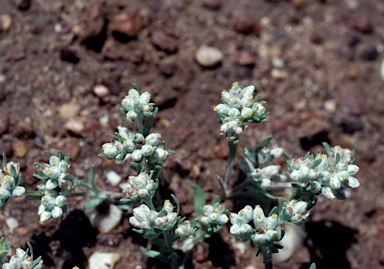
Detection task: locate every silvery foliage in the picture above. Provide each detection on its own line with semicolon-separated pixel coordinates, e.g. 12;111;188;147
0;239;42;269
0;158;24;208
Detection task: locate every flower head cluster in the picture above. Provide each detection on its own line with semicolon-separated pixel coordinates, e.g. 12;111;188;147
0;161;24;208
120;172;158;202
101;126;170;164
37;194;67;223
214;82;268;141
120;88;157;121
250;165;286;190
281;199;310;225
129;200;178;239
230;205;284;259
257;147;284;165
40;155;71;190
200;202;229;226
288;144;360;200
2;248;43;269
175;220;198;238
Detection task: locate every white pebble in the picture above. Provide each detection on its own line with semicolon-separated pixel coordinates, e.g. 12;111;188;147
273;223;305;262
195;46;223;67
106;170;121;186
88;252;120;269
6;217;19;232
380;58;384;81
86;204;123;233
94;85;110;98
64;118;84;135
323;99;337;113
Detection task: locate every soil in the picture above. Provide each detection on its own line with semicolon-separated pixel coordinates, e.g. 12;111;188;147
1;0;384;268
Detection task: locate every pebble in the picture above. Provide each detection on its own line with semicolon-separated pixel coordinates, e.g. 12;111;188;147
0;14;12;32
348;16;373;34
106;170;121;187
323;99;337;113
339;95;364;116
109;7;144;37
195;46;223;67
86;204;123;233
273;223;305;262
12;140;27;158
17;0;32;10
59;103;80;121
291;0;307;9
6;217;19;232
88;252;120;269
271;68;288;79
202;0;222;10
271;57;284;68
64;118;85;135
159;56;177;76
232;13;260;35
339;119;364;134
232;50;255;66
310;31;323;44
150;31;178;54
60;46;80;64
338;47;354;61
0;113;9;135
360;46;378;61
93;84;110;98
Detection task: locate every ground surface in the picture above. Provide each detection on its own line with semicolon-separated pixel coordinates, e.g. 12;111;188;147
1;0;384;268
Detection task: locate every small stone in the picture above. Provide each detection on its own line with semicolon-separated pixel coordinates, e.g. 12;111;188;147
65;118;84;135
310;31;323;44
110;7;144;38
59;103;80;121
338;47;354;61
0;14;12;32
106;170;121;187
12;140;27;158
360;46;378;61
88;252;120;269
6;217;19;231
159;56;177;76
291;0;307;9
271;57;284;68
380;58;384;81
348;16;373;34
86;204;123;233
271;69;288;79
0;113;9;135
93;85;110;98
323;99;337;113
273;223;305;262
339;119;364;134
60;46;80;64
202;0;222;10
150;31;178;54
195;46;223;67
232;50;255;66
339;95;364;116
232;13;260;35
17;0;31;10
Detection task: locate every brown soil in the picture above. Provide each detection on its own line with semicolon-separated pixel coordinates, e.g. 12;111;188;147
1;0;384;268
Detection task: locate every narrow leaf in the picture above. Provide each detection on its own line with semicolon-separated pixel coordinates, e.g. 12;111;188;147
143;115;154;137
140;247;161;258
309;263;316;269
84;198;104;210
322;142;332;156
193;184;206;216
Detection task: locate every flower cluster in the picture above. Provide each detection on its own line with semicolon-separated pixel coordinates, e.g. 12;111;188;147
0;161;24;208
288;144;360;200
2;248;43;269
37;194;67;223
230;205;284;261
120;87;157;121
250;165;286;190
33;152;73;223
129;200;178;239
199;202;229;235
214;82;268;141
175;220;197;238
257;146;284;165
120;172;158;202
101;126;170;164
281;199;310;225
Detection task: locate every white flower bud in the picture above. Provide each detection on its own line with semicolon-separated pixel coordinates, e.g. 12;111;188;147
321;187;336;200
55;195;67;207
228;108;240;119
347;164;359;176
52;206;64;218
126;111;138;122
132;150;143;162
145;133;161;146
12;186;25;197
330;174;341;189
345;177;360;188
39;211;52;223
141;145;155;156
241;107;253;119
49;156;60;166
0;187;11;199
102;143;118;158
139;92;151;104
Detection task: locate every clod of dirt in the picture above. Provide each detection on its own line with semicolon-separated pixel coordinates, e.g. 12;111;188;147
109;7;144;40
232;49;256;66
202;0;222;10
60;46;80;64
195;46;223;67
150;30;178;54
347;15;374;34
360;46;379;61
231;13;260;36
16;0;31;11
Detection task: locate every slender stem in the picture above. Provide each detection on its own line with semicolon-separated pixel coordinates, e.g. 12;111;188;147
162;231;178;269
264;261;273;269
224;140;237;188
137;114;144;134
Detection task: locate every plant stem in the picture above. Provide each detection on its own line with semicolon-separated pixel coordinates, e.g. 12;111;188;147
137;114;144;134
224;140;237;188
264;261;273;269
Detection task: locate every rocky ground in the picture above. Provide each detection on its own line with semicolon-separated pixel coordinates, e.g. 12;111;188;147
1;0;384;268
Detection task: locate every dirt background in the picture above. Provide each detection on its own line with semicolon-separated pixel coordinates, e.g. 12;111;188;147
1;0;384;268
